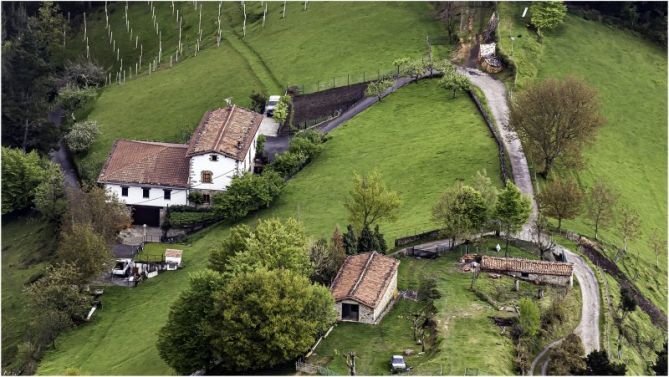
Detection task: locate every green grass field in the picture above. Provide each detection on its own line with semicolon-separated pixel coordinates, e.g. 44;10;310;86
498;4;667;311
1;216;57;372
309;238;581;375
38;79;500;374
74;2;445;180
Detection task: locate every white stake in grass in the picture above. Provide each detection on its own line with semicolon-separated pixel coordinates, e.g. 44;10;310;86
304;0;307;11
283;0;286;19
242;1;247;37
263;3;267;28
83;12;87;41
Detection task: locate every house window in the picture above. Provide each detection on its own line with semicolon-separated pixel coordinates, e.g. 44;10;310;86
164;189;171;200
201;171;213;184
142;188;150;198
210;154;218;161
121;186;129;197
203;194;211;204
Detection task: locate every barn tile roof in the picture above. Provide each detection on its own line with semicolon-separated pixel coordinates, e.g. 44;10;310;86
97;139;190;188
330;252;400;308
480;256;574;277
186;105;262;161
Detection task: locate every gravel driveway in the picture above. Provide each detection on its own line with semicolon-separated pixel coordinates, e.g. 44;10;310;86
456;67;600;374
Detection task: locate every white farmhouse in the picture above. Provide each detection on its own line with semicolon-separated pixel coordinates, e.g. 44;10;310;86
97;105;263;226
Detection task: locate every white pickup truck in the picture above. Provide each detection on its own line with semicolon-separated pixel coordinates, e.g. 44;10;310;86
112;258;132;277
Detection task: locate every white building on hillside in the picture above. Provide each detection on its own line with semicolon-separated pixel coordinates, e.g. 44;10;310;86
97;105;263;226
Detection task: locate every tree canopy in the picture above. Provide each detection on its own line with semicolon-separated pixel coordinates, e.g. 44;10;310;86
509;77;604;178
530;1;568;38
494;181;532;254
157;270;226;375
433;183;488;247
57;223;113;280
210;268;335;372
344;170;401;232
537;177;583;231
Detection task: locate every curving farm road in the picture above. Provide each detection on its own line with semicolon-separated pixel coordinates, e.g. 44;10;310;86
457;67;601;373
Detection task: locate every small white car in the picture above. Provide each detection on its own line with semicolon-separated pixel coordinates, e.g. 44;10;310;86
265;95;281;117
112;259;132;277
390;355;407;373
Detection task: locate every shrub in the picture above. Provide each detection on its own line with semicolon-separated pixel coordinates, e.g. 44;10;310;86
519;298;540;337
57;84;97;123
269;151;307;178
212;170;285;221
273;95;292;125
249;91;267;114
255;134;266;160
188;191;205;206
61;61;105;88
64;121;99;153
170;210;221;227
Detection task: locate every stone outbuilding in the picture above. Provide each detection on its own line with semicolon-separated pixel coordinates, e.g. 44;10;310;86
330;252;400;324
479;256;574;287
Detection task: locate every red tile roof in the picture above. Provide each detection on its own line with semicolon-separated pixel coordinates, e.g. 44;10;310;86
330;252;400;308
186;105;262;161
97;140;190;188
480;256;573;276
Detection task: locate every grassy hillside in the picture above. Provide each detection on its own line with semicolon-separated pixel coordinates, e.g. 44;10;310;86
498;3;667;310
73;2;445;179
1;216;57;372
38;80;501;375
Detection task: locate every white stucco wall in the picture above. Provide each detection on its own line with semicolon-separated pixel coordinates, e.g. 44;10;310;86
105;184;188;207
189;153;238;191
373;272;398;320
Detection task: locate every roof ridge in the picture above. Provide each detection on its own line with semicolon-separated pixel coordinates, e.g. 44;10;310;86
348;252;376;298
213;105;235;154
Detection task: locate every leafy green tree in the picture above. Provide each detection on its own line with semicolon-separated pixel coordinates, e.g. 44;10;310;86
213;171;284;220
157;270;226;375
57;223;113;280
255;134;266;160
537;177;583;231
64;185;132;244
509;77;604;178
344;170;401;232
225;218;312;278
402;59;430;83
619;286;638;320
64;121;100;153
530;1;567;38
210;268;336;372
33;161;67;222
288;133;324;161
249;91;267;113
24;263;90;326
586;180;617;240
618;205;641;255
365;79;393;101
343;224;358;255
1;147;46;214
582;350;627;375
357;225;375;252
440;70;470;98
188;191;205;207
208;224;253;273
495;181;532;255
519;298;540;337
392;57;410;77
433;184;488;249
547;333;586;375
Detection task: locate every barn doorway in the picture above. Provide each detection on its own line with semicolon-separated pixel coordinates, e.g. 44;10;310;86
131;205;160;227
342;303;359;321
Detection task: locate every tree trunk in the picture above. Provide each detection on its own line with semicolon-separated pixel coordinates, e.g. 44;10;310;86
557;218;562;232
505;236;510;257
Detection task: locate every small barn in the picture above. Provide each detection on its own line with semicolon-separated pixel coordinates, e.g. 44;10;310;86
330;252;400;324
479;256;574;287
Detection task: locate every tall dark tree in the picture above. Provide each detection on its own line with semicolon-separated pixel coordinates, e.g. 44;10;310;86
582;350;627;375
343;224;357;255
357;225;375;252
373;224;388;253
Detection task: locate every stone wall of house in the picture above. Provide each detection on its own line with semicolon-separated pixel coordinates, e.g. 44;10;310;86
373;272;398;321
506;271;572;287
334;299;375;324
